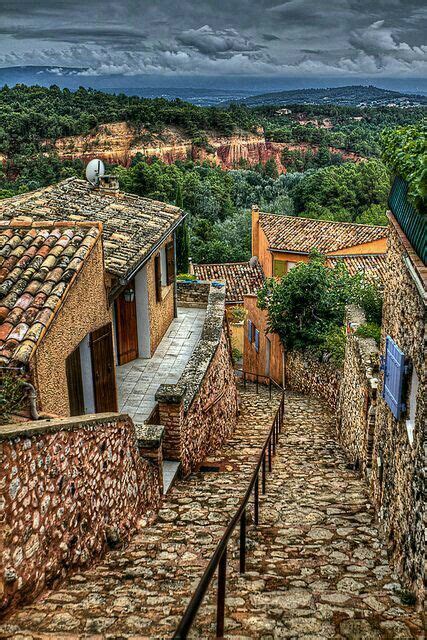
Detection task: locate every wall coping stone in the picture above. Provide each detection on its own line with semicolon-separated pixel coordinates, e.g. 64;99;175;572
156;283;227;413
345;305;379;385
135;423;164;449
0;412;129;440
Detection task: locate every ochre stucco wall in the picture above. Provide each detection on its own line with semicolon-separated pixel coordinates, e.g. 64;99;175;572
147;234;175;356
30;237;112;416
329;237;387;256
243;294;283;386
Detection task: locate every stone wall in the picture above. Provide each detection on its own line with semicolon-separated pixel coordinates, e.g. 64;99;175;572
177;280;211;308
156;284;239;475
30;235;112;416
147;234;175;356
337;306;379;472
284;350;342;412
0;414;163;614
371;217;426;602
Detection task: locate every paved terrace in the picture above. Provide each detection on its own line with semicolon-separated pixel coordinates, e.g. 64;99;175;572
116;306;206;424
0;386;423;639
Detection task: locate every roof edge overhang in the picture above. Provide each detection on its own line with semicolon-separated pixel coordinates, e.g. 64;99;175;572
108;211;187;303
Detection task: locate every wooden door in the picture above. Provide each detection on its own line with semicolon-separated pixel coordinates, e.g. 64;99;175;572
90;323;118;412
66;347;85;416
115;283;138;365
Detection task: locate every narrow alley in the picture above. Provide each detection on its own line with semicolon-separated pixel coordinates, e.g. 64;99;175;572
0;387;423;639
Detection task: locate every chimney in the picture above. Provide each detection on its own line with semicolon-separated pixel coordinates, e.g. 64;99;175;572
251;204;260;259
97;174;119;193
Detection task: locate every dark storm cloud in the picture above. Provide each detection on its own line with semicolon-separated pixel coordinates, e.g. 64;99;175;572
0;0;425;76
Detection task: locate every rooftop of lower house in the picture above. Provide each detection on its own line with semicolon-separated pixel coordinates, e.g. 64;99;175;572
327;254;388;285
0;220;101;366
258;213;388;254
193;261;265;303
0;177;183;282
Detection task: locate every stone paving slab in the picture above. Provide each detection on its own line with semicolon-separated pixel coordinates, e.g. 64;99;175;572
0;386;280;639
117;307;206;424
190;395;424;639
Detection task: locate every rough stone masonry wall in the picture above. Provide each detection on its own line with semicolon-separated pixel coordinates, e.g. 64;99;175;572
0;413;162;614
177;280;211;307
371;219;426;602
337;306;379;472
284;350;342;413
157;284;239;475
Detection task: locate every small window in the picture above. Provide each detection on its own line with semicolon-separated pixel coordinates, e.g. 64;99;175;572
247;319;253;343
160;247;167;287
154;254;162;302
273;259;287;278
287;261;298;271
254;329;260;352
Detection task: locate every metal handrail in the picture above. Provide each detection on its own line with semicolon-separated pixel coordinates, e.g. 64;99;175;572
173;386;285;639
234;367;283;398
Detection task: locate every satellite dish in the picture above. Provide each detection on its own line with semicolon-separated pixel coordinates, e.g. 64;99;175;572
85;159;105;185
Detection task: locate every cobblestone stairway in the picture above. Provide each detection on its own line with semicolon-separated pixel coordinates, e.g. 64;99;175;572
1;389;424;639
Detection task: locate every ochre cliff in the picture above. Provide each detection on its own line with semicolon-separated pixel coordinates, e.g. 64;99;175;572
48;122;361;172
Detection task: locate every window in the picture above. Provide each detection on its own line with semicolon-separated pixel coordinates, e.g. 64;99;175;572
287;261;298;271
154;254;162;302
382;336;406;420
273;259;287;278
160;247;167;287
254;328;260;352
247;319;253;343
166;241;175;285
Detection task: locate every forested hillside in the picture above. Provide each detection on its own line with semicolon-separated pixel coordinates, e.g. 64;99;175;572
0;85;425;265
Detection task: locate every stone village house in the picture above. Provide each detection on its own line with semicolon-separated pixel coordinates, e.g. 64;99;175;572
0;220;117;417
0;176;184;369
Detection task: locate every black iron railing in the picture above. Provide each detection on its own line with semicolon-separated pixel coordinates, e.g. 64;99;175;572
235;368;283;399
389;176;426;265
173;375;285;639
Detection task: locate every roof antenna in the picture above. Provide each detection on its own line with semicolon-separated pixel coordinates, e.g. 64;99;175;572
85;159;105;186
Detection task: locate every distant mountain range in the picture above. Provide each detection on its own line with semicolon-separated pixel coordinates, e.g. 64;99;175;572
231;85;427;107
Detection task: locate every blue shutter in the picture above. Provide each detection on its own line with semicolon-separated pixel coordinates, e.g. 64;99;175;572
254;329;260;352
382;336;406;419
247;319;253;343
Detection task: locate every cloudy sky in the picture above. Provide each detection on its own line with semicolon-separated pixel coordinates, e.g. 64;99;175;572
0;0;426;77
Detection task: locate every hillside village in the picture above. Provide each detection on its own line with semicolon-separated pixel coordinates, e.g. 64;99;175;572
0;109;425;640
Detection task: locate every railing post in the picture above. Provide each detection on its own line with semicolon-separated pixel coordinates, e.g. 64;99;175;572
272;425;276;455
256;374;259;395
269;377;272;400
243;371;246;390
268;439;272;471
254;475;259;525
239;509;246;574
216;546;227;639
262;452;266;494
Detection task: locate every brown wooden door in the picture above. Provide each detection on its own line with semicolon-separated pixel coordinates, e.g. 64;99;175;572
115;283;138;365
66;347;85;416
90;323;118;413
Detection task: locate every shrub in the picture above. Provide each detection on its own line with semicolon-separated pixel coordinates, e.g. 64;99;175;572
229;306;246;323
0;373;27;424
356;322;381;345
323;326;347;366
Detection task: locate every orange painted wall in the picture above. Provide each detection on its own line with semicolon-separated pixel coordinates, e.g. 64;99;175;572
242;294;283;386
329;238;387;256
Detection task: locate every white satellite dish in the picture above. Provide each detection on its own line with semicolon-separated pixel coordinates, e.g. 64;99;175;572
85;159;105;186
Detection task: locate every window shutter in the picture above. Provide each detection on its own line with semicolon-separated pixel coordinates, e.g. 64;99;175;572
166;241;175;285
382;336;406;419
254;328;260;352
154;254;162;302
273;259;287;278
247;319;253;343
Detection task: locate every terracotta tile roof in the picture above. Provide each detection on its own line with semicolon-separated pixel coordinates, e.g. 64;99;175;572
193;261;265;303
0;220;100;366
327;254;387;285
0;177;183;281
259;214;388;254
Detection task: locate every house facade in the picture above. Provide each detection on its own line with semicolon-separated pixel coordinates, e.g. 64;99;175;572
0;176;184;367
244;208;388;384
0;220;117;418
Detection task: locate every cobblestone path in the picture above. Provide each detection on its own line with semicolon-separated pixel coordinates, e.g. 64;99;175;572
0;387;280;639
191;395;424;639
1;390;424;639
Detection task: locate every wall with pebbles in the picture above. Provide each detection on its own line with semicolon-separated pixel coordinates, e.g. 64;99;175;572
371;218;426;602
0;413;162;614
338;306;379;472
284;350;342;412
156;284;239;475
